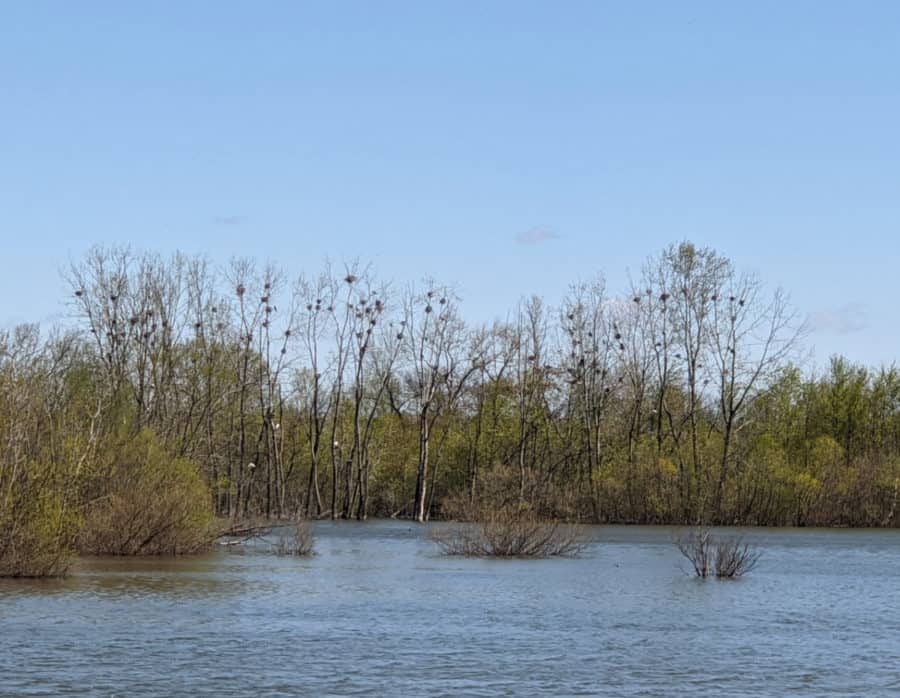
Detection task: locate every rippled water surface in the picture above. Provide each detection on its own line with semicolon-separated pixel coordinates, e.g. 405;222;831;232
2;522;899;696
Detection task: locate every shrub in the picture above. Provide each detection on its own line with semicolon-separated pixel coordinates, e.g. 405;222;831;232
78;430;215;555
675;528;714;578
713;537;761;578
271;519;314;556
0;489;79;578
432;502;584;558
675;528;761;579
0;327;85;577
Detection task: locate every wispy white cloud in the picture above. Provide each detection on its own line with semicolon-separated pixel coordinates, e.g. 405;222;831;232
809;303;868;335
213;215;248;226
516;226;559;245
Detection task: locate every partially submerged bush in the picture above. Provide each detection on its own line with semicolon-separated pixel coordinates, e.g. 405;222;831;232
0;489;79;578
676;528;714;578
433;502;584;558
676;528;761;579
271;519;314;556
713;537;761;578
78;430;215;555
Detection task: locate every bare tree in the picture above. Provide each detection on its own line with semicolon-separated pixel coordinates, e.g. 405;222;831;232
353;303;403;520
614;290;656;519
403;282;480;522
295;271;336;517
511;297;552;502
255;263;297;518
561;279;615;521
67;247;129;388
182;256;234;512
709;274;801;521
644;243;730;521
226;258;266;518
326;262;368;518
464;321;516;503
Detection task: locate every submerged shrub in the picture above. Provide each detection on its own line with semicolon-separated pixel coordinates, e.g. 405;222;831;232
271;519;314;556
713;537;761;578
676;528;714;578
78;430;215;555
675;528;761;579
432;502;584;558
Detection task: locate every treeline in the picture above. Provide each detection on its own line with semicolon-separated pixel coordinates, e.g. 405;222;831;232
2;241;899;572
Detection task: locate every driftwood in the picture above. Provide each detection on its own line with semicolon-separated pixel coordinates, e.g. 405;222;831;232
215;518;314;557
216;520;273;547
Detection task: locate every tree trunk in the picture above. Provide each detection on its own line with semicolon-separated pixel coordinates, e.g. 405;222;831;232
413;412;429;522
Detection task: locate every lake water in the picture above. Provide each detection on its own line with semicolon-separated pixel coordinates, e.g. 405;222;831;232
1;522;899;697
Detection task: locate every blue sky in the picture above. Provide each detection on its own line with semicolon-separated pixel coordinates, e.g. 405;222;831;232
2;1;899;367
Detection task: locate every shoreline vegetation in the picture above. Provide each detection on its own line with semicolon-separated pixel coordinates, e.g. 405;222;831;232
2;241;899;576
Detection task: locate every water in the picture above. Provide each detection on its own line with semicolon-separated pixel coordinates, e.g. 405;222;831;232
2;522;899;697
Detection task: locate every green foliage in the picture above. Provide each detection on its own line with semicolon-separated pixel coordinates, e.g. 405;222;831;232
0;329;87;576
366;415;418;516
78;430;215;555
0;474;81;578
